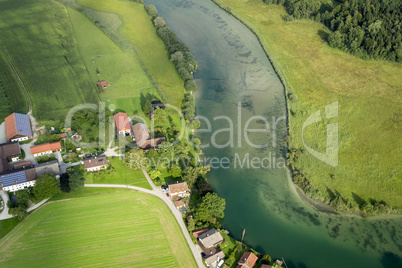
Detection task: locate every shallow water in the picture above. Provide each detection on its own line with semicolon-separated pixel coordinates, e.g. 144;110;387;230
144;0;402;267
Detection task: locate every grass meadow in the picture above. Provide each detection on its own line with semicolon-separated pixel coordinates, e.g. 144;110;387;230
68;8;160;116
0;51;29;123
0;0;99;122
77;0;185;107
216;0;402;208
0;190;197;267
84;157;152;190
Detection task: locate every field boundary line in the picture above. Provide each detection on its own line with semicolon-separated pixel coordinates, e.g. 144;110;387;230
0;45;32;112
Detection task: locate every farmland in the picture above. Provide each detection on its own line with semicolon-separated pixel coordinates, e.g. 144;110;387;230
68;8;160;116
0;0;99;122
215;0;402;208
0;190;197;267
77;0;186;107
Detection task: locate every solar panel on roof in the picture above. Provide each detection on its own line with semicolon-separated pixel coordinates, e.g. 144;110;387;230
0;171;27;187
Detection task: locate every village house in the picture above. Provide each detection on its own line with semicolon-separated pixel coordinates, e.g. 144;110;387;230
114;112;131;136
0;168;37;192
203;249;225;267
131;123;165;150
237;252;258;268
168;181;190;197
192;228;209;238
35;160;61;178
30;142;61;157
83;156;109;172
5;113;32;142
0;142;21;173
198;228;224;249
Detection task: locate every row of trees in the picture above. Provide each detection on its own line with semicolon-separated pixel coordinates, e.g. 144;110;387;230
263;0;402;62
145;5;198;91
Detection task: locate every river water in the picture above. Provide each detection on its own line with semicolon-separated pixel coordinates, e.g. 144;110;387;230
145;1;402;267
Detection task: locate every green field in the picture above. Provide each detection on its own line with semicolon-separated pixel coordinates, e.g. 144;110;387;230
216;0;402;208
0;0;99;122
0;190;197;267
84;157;152;190
68;8;161;116
77;0;185;107
0;51;28;123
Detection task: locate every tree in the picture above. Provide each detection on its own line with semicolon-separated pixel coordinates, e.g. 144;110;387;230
33;174;59;200
195;193;226;224
170;165;182;178
124;148;148;169
153;107;169;129
146;149;160;168
143;100;152;115
15;190;30;208
145;5;158;19
153;16;166;29
9;206;27;220
69;173;85;191
187;218;196;231
198;182;213;197
261;254;272;264
184;79;197;92
171;51;184;63
149;169;161;180
189;118;201;129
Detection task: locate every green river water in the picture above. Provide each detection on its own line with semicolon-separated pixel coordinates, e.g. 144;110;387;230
145;1;402;267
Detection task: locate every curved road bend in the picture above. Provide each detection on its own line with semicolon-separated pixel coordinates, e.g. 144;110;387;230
85;169;205;268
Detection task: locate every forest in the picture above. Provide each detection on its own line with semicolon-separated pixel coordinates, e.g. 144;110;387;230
263;0;402;62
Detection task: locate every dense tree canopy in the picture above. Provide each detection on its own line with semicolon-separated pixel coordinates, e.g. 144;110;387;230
69;173;85;191
33;174;59;200
195;193;226;226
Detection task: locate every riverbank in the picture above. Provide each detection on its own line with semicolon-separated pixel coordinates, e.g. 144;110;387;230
210;0;402;215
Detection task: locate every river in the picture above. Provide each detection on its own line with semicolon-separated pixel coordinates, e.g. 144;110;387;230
144;0;402;267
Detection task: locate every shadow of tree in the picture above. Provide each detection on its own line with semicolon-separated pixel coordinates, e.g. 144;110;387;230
381;252;402;268
317;29;329;42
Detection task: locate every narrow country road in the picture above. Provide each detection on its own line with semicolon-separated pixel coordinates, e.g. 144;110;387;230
85;169;205;268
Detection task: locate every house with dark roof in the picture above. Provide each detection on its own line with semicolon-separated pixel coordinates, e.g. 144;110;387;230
35;160;61;178
114;112;131;135
198;228;224;249
30;142;61;157
0;142;21;173
13;161;32;170
237;252;258;268
168;181;190;197
0;168;37;192
83;156;109;172
5;113;32;142
132;123;165;150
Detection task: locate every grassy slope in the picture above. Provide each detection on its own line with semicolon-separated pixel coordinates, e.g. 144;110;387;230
216;0;402;207
68;8;160;116
78;0;185;107
0;190;197;267
0;51;28;123
0;0;99;122
84;157;152;190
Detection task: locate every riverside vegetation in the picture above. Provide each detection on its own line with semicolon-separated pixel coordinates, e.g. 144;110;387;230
213;0;402;216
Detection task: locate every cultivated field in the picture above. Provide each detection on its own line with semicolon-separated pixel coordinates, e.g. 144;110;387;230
77;0;186;107
0;0;99;122
0;190;197;267
0;51;28;123
68;8;160;116
217;0;402;208
84;157;152;190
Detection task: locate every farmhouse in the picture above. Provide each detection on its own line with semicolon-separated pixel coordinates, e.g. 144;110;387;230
30;142;61;157
0;168;37;192
198;228;224;249
114;112;131;135
132;123;165;150
0;142;21;173
83;156;109;172
237;252;258;268
5;113;32;142
97;81;108;89
168;181;190;197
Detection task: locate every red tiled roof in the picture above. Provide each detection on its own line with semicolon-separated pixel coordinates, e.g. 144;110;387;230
30;142;61;155
168;181;189;195
192;228;209;238
114;112;130;132
14;161;32;169
237;252;258;268
97;81;107;87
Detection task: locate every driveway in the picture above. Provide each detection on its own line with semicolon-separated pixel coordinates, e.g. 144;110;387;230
20;143;37;165
0;190;12;220
85;169;205;268
0;122;7;144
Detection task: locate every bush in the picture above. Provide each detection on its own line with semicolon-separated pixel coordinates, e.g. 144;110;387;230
153;16;166;29
36;154;57;164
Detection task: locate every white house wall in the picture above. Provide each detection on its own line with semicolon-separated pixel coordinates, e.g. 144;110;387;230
3;180;35;192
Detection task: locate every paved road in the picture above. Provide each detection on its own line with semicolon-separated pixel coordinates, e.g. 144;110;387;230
85;169;205;268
